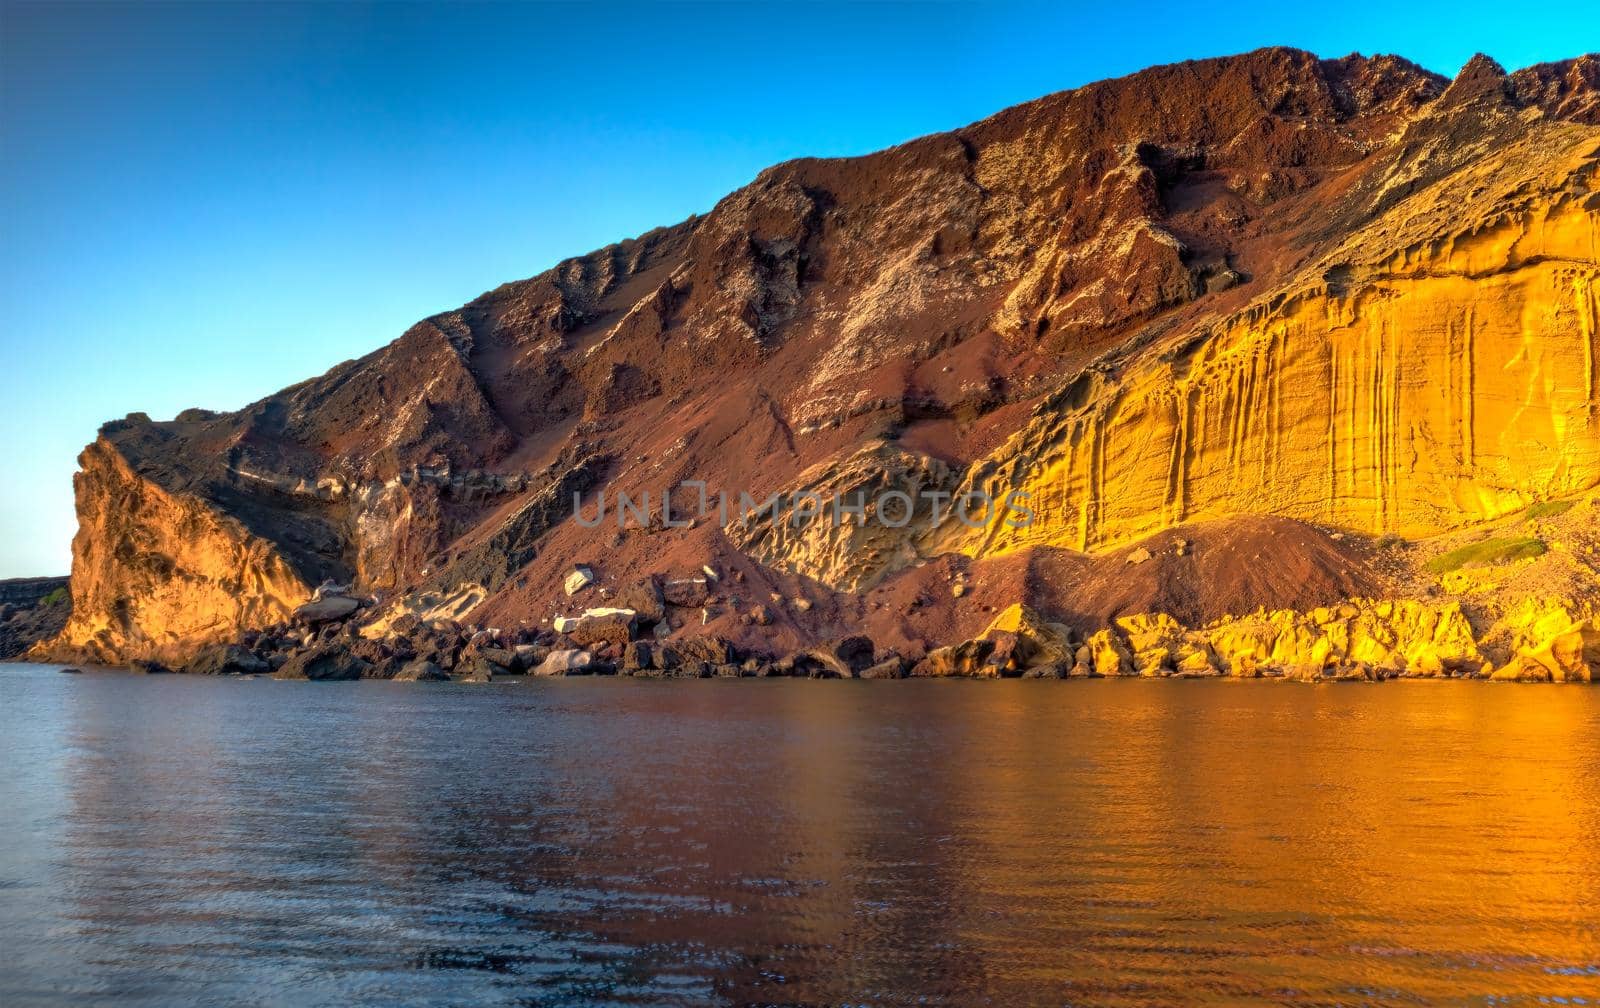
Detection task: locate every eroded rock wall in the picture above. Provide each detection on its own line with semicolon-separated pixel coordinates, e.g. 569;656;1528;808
41;438;314;663
938;135;1600;561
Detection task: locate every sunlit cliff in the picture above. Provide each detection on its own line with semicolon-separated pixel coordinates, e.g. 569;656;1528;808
33;47;1600;678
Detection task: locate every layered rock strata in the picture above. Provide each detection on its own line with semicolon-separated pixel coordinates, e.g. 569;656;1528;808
27;48;1600;678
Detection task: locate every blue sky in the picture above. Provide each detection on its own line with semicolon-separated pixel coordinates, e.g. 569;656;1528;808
1;1;1595;577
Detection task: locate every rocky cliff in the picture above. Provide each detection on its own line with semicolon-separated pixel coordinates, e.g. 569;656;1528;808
0;576;69;659
34;47;1600;676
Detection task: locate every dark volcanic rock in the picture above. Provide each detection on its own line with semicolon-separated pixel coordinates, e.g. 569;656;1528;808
861;656;908;679
455;653;506;682
672;635;735;665
275;647;371;681
393;658;449;682
476;645;521;671
830;635;876;675
661;578;710;608
0;577;70;660
621;640;655;673
184;644;270;676
564;611;636;648
910;639;996;678
616;577;666;623
293;596;361;625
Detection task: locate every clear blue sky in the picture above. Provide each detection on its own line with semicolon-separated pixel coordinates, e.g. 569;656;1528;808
1;1;1594;577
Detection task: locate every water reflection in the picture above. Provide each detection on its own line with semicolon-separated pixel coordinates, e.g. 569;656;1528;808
0;668;1596;1005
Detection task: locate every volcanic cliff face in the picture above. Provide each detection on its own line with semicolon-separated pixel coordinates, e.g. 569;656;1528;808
37;47;1600;668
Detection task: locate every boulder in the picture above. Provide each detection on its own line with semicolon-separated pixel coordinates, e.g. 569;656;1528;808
673;635;735;665
455;652;508;682
621;640;655;673
129;659;173;675
861;656;907;679
514;643;551;668
910;639;996;677
393;659;449;682
672;660;713;679
293;595;361;625
456;661;495;683
662;577;710;607
982;604;1075;671
1021;661;1068;679
1493;617;1600;682
533;649;592;676
560;609;637;648
275;647;371;681
476;645;521;671
797;651;850;678
564;566;595;596
982;630;1030;677
615;577;665;623
417;638;461;671
830;635;875;675
1086;629;1135;676
184;643;269;676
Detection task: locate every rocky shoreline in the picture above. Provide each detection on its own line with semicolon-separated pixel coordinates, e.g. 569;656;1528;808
57;573;1599;684
0;576;70;661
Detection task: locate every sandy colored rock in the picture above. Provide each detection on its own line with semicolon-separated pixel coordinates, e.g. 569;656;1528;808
534;649;592;676
564;566;594;596
982;604;1075;669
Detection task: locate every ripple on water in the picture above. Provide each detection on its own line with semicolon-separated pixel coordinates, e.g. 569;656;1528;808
0;665;1597;1006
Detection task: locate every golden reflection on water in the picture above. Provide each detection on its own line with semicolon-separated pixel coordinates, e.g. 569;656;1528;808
1;669;1596;1005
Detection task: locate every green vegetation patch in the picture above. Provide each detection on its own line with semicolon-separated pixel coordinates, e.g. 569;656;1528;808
1425;536;1547;575
39;587;68;607
1521;499;1576;521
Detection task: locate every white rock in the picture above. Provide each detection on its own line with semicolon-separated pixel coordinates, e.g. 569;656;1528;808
533;649;592;676
554;607;636;634
564;566;595;596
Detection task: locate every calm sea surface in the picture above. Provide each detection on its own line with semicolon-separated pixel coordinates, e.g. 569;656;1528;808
1;663;1597;1006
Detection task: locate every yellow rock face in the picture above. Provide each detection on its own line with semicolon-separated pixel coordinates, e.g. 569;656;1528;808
729;441;956;591
1087;593;1600;682
1201;600;1484;679
938;135;1600;560
981;603;1076;666
1493;615;1600;682
1086;628;1134;678
38;438;312;664
1115;613;1221;677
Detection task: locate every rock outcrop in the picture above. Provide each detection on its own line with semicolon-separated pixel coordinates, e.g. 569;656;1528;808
26;47;1600;679
0;576;69;659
